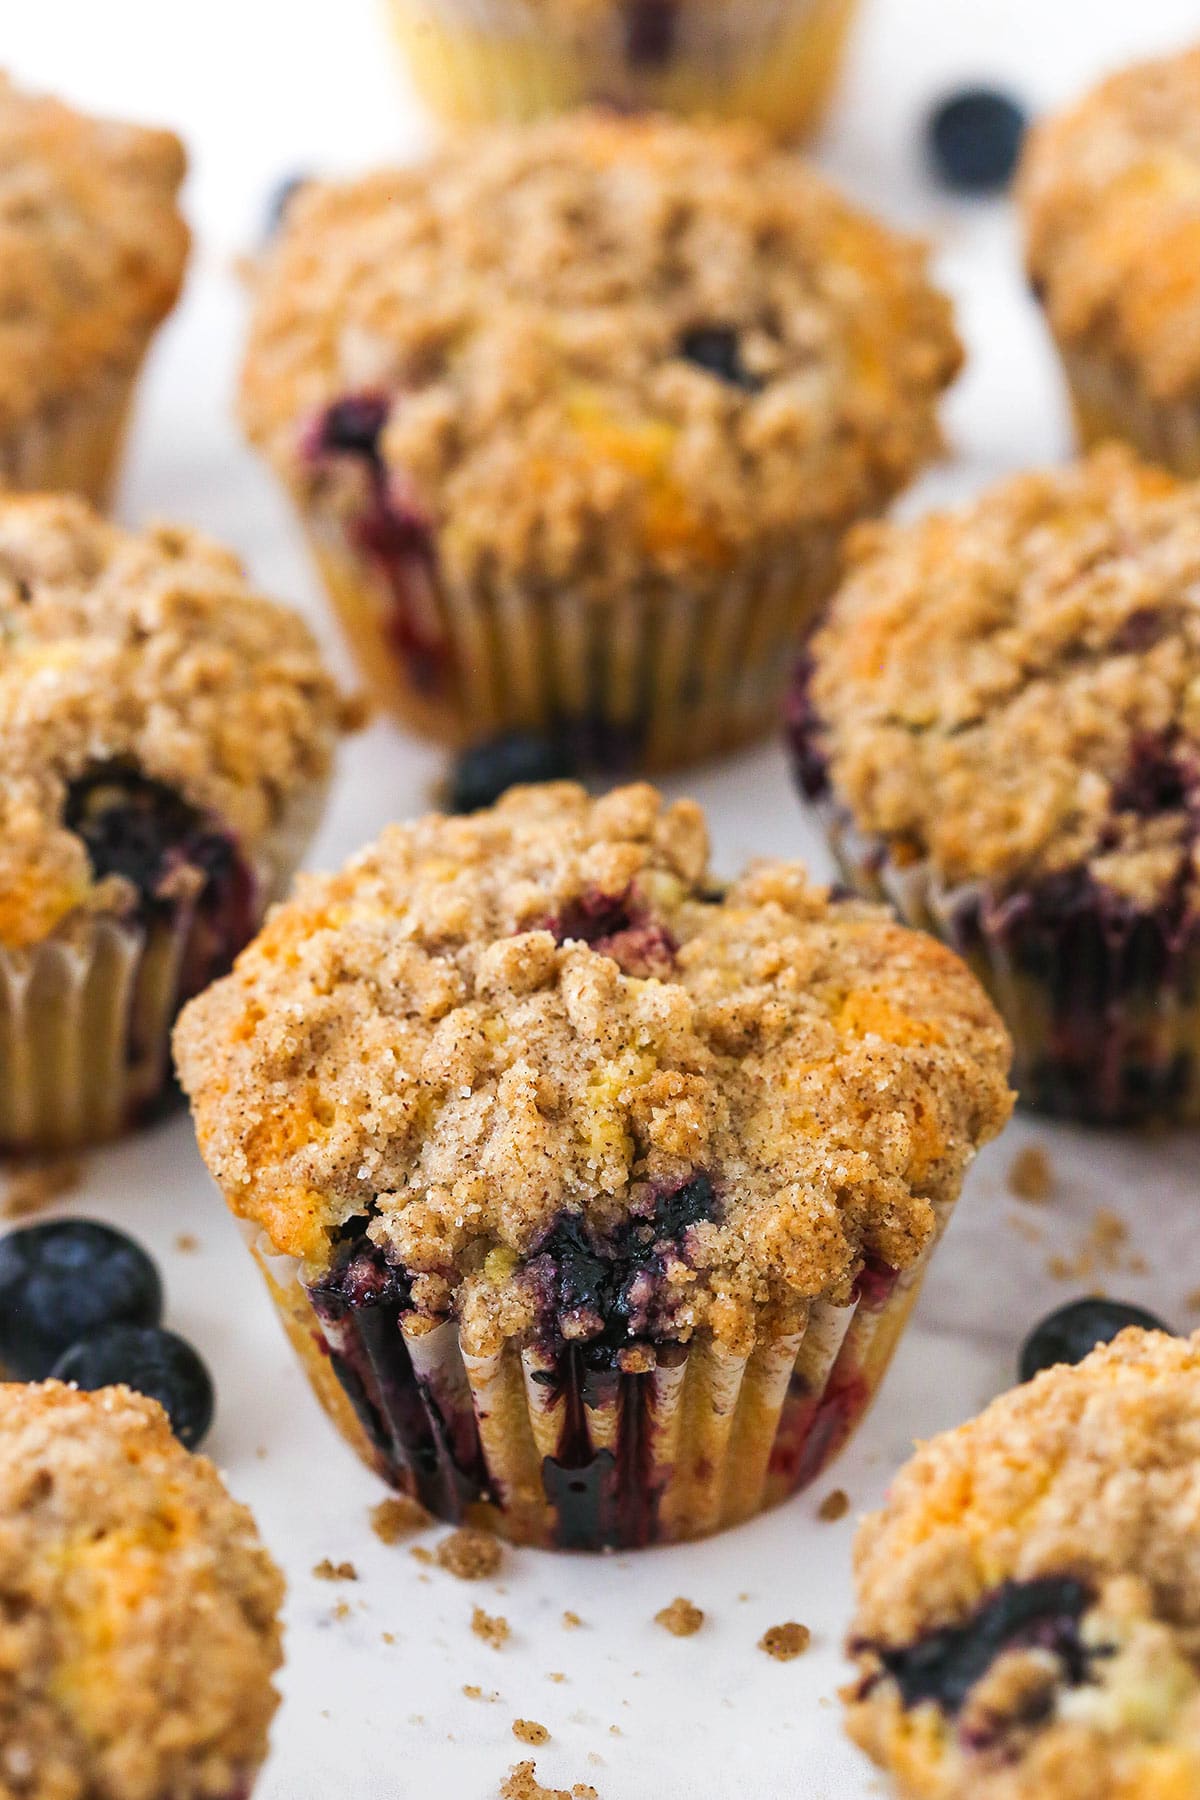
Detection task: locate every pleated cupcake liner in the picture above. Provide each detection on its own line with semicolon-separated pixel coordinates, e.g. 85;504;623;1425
384;0;858;137
1060;345;1200;480
0;779;329;1153
0;361;146;508
305;510;843;773
242;1196;953;1551
815;795;1200;1126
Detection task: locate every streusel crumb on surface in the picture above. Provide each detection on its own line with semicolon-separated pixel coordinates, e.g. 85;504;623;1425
175;783;1012;1357
1021;47;1200;402
0;73;188;427
807;447;1200;900
0;495;348;949
241;111;959;600
0;1381;283;1800
848;1329;1200;1799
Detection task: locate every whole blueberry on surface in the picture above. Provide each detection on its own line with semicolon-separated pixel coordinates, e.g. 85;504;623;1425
52;1325;215;1450
927;88;1028;194
447;731;577;815
1019;1297;1169;1384
0;1220;163;1381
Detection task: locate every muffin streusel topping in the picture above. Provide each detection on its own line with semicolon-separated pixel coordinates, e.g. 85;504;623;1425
175;783;1011;1355
805;448;1200;902
240;111;960;597
0;495;349;948
0;72;188;426
847;1329;1200;1799
1021;46;1200;402
0;1381;283;1800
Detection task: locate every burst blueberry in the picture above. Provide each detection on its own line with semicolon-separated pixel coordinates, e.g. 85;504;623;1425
64;764;238;915
927;88;1028;195
1019;1297;1169;1384
0;1219;163;1380
677;325;764;393
52;1324;215;1450
447;730;577;815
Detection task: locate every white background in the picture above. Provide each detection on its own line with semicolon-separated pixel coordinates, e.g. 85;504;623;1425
6;2;1200;1795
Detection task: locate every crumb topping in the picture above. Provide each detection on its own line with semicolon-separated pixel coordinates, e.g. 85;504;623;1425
370;1494;430;1542
1007;1146;1053;1204
807;448;1200;902
0;73;187;427
655;1597;704;1637
818;1488;851;1523
1021;47;1200;401
0;1382;283;1800
513;1720;550;1745
501;1762;597;1800
241;111;959;600
472;1606;511;1649
175;783;1012;1357
0;495;348;948
847;1329;1200;1798
760;1621;811;1660
435;1527;504;1580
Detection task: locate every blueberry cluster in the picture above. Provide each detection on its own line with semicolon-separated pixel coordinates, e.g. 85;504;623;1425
0;1219;214;1449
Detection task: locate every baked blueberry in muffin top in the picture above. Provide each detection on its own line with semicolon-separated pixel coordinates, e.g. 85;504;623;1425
847;1329;1200;1798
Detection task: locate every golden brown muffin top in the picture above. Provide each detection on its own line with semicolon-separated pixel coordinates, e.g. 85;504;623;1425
1021;45;1200;401
240;111;960;600
175;783;1011;1357
0;72;188;427
0;494;350;950
0;1382;283;1800
846;1329;1200;1800
805;447;1200;901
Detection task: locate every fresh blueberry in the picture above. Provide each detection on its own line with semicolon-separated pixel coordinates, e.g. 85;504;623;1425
871;1577;1094;1715
52;1325;215;1450
927;88;1028;195
263;171;312;241
677;325;764;393
0;1220;163;1381
1019;1297;1169;1384
447;731;577;814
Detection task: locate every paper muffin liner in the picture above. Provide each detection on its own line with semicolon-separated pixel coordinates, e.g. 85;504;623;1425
1058;345;1200;480
385;0;859;139
0;361;147;508
304;509;843;772
0;778;329;1154
241;1199;952;1552
814;795;1200;1126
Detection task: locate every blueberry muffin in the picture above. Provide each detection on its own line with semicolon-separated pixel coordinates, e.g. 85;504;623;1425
788;447;1200;1126
0;73;188;505
846;1329;1200;1800
0;495;350;1152
1021;46;1200;477
386;0;859;142
175;782;1011;1550
0;1382;283;1800
240;111;960;770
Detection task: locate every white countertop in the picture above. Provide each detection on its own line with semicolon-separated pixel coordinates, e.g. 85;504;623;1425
7;2;1200;1794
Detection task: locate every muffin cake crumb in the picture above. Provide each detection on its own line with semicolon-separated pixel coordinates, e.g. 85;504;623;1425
818;1489;851;1523
436;1527;503;1580
473;1606;511;1649
760;1621;812;1660
655;1597;705;1638
313;1558;358;1582
513;1720;550;1745
1007;1146;1053;1203
500;1763;598;1800
371;1495;429;1542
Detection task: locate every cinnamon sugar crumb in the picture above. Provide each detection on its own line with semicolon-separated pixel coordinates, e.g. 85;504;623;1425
332;1600;352;1620
562;1611;583;1630
174;1232;200;1253
472;1606;511;1649
500;1763;598;1800
382;1632;396;1645
1007;1144;1053;1202
435;1527;503;1580
818;1489;850;1522
655;1597;704;1637
512;1720;550;1745
313;1559;357;1582
464;1685;500;1702
371;1494;430;1543
759;1621;811;1661
547;1672;566;1683
2;1156;81;1219
410;1545;434;1567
